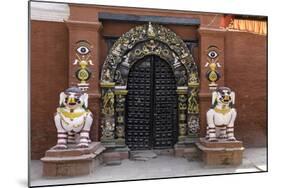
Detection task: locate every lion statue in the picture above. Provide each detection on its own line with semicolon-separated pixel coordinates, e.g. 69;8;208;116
54;87;93;149
206;87;237;142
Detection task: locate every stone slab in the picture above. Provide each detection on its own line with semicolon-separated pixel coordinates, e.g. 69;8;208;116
45;142;104;157
199;138;243;148
130;150;158;159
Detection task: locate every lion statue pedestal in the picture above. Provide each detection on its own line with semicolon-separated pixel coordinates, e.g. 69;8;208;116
196;87;244;165
41;87;105;177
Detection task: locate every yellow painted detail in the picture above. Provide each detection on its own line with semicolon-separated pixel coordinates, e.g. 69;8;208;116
214;107;231;115
57;108;88;119
209;71;218;82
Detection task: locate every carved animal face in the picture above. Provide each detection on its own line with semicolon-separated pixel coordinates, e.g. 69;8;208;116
59;87;88;109
212;87;235;107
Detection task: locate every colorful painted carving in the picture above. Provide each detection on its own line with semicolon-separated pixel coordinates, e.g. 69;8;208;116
54;87;93;149
205;46;222;90
73;41;93;91
206;87;237;141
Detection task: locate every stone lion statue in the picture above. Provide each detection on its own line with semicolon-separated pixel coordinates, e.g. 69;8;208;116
206;87;237;142
54;87;93;149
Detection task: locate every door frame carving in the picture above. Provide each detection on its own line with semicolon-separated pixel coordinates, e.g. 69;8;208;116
100;23;200;146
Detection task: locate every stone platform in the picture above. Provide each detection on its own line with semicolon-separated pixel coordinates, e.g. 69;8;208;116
41;142;105;177
196;138;244;165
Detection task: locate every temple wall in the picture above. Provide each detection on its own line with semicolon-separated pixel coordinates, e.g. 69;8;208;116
30;4;267;159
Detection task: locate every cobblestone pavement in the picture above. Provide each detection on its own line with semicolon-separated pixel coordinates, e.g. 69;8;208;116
30;148;267;187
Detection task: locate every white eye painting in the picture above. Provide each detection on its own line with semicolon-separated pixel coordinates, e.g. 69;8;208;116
76;46;90;55
207;50;218;59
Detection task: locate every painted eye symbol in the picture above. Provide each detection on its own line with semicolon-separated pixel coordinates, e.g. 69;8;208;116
208;50;218;59
77;46;90;55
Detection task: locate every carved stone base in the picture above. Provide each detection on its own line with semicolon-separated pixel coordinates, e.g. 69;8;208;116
196;138;244;165
115;138;126;146
101;139;116;147
41;142;105;177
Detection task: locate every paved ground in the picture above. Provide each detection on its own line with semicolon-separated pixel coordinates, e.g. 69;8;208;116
30;148;267;187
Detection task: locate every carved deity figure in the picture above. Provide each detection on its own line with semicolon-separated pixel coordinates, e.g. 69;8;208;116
102;89;115;116
188;88;199;113
54;87;93;149
188;116;199;135
206;87;237;141
102;121;115;139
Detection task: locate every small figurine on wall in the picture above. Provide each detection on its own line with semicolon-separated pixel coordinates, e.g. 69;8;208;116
54;87;93;149
206;87;237;141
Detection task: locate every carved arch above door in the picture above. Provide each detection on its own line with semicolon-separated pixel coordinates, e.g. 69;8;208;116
101;23;199;87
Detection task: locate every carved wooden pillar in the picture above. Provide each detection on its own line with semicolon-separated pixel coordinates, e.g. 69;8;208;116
114;86;128;146
185;71;200;142
176;87;188;143
187;85;200;137
100;82;115;145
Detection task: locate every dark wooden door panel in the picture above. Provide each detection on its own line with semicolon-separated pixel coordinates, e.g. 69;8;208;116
153;58;177;149
126;55;177;150
126;58;152;150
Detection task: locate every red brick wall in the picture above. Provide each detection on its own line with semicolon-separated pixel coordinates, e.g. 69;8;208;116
30;20;267;159
224;31;267;147
30;20;69;159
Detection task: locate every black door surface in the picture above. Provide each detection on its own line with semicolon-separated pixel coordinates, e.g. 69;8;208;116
126;55;178;150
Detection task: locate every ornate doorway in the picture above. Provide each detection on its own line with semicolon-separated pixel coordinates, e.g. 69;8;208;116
100;23;200;148
126;55;178;150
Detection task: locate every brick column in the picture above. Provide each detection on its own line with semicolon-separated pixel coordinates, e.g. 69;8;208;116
198;27;226;137
66;20;102;141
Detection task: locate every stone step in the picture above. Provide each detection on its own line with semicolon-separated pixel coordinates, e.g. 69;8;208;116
130;150;158;161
